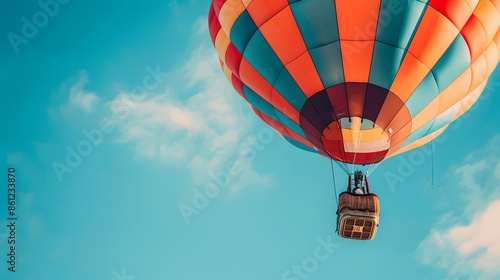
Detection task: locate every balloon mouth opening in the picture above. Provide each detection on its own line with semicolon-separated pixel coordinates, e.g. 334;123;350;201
298;82;412;165
321;117;390;165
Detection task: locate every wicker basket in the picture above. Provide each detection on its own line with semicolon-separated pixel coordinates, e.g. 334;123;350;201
337;192;380;240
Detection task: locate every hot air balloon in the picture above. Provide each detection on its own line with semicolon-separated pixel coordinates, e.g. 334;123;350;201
208;0;500;240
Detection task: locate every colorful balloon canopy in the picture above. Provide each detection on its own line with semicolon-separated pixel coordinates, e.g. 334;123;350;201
208;0;500;167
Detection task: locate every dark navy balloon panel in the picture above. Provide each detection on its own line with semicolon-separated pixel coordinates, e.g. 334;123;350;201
209;0;500;165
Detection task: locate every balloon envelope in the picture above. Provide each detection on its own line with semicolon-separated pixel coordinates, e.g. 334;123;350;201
209;0;500;166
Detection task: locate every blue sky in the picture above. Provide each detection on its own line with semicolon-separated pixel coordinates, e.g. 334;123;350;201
1;1;500;280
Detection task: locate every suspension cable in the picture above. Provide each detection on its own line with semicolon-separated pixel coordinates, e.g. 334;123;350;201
330;158;339;206
350;117;363;175
334;159;350;175
366;161;382;176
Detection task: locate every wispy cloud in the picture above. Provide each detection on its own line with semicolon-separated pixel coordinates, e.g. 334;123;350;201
107;39;273;193
60;71;99;114
417;135;500;279
47;20;274;194
192;17;207;36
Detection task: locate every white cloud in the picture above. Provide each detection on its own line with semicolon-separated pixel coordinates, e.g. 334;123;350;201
107;41;273;193
455;160;489;214
193;18;207;36
60;71;99;114
417;135;500;279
